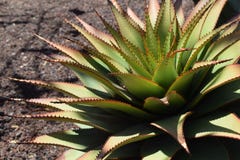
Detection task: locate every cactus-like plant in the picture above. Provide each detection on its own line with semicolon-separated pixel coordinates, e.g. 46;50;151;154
11;0;240;159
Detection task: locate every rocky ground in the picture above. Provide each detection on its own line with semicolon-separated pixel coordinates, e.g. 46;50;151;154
0;0;194;159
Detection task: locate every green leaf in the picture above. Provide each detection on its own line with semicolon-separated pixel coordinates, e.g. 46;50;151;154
66;20;127;68
36;35;95;69
152;58;178;89
205;30;240;62
57;98;155;120
175;0;185;26
176;0;214;72
148;0;160;27
107;142;140;159
143;91;185;115
143;97;169;114
151;112;191;152
57;149;84;160
166;69;196;96
186;113;240;140
200;0;227;36
167;91;186;111
76;16;115;45
97;124;158;160
194;79;240;114
9;78;104;98
141;135;181;160
98;14;149;72
202;64;240;94
78;149;101;160
145;14;159;60
156;0;175;45
127;7;145;30
22;111;127;133
30;129;107;150
111;6;144;51
57;60;129;100
113;73;165;99
25;98;84;111
183;20;239;72
113;44;152;78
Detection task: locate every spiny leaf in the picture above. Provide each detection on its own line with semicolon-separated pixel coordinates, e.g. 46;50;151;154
141;135;181;160
25;98;82;111
66;20;127;68
10;78;97;98
56;149;84;160
176;0;214;72
183;0;212;31
54;60;130;100
127;7;145;30
151;112;191;152
152;57;178;89
186;113;240;140
30;129;107;150
112;40;152;78
192;59;231;70
108;0;123;13
183;19;239;72
199;0;227;37
143;97;169;114
76;16;116;45
97;125;158;160
202;64;240;94
148;0;160;27
111;5;144;51
78;148;101;160
156;0;175;45
22;111;127;133
36;35;95;69
145;14;159;60
205;30;240;61
174;0;184;26
113;73;165;100
56;98;155;120
194;79;240;114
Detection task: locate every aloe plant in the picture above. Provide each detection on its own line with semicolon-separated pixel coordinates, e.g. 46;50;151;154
11;0;240;159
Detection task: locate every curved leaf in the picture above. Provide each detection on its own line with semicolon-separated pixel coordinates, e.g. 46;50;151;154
66;20;127;68
56;98;155;120
141;135;181;160
127;7;145;30
9;78;107;98
97;124;158;160
152;58;178;89
76;16;115;45
202;64;240;94
195;79;240;114
186;113;240;140
148;0;160;27
143;97;169;114
21;111;127;133
30;129;107;150
111;6;144;51
56;149;84;160
151;112;191;152
113;73;165;99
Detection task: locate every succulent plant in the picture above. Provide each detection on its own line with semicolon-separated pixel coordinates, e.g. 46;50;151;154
11;0;240;159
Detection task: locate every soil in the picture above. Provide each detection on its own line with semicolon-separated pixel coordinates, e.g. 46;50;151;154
0;0;194;159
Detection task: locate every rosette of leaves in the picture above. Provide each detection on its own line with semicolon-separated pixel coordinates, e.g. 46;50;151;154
11;0;240;159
